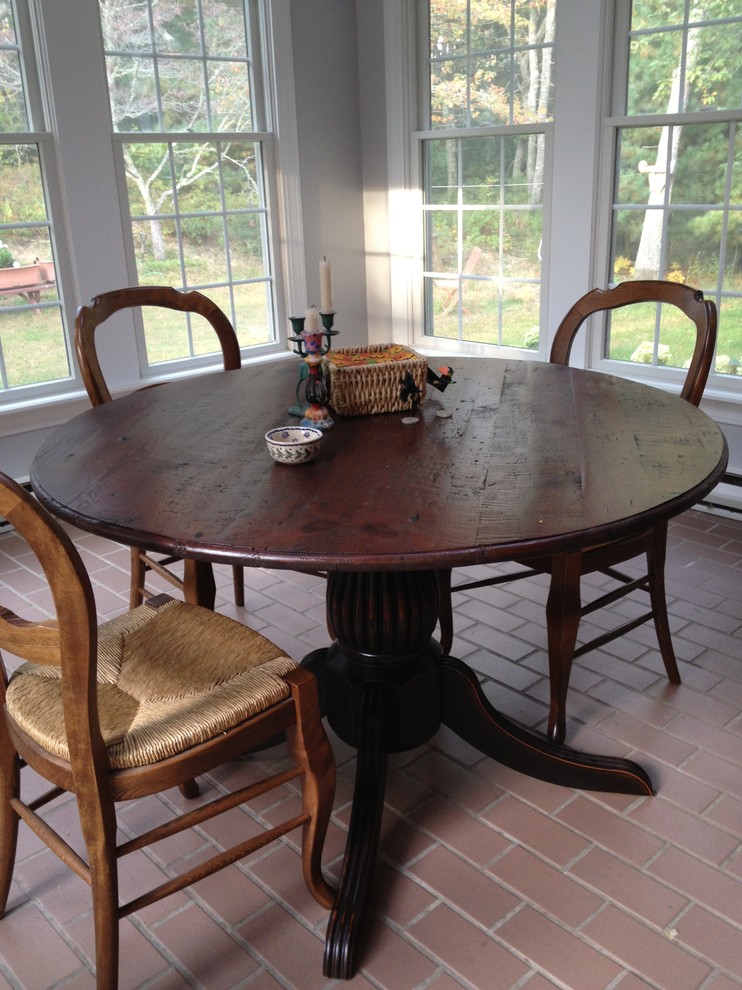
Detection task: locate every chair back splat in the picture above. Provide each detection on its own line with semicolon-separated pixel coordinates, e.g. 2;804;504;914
0;472;335;990
437;280;717;744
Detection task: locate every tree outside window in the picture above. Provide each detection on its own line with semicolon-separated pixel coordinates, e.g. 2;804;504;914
421;0;555;348
607;0;742;378
100;0;276;365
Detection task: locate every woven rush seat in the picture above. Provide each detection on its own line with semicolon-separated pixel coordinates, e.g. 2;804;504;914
6;597;298;769
0;472;335;990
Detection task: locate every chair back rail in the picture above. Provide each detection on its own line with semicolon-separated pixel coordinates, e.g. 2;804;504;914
74;286;241;407
550;280;717;407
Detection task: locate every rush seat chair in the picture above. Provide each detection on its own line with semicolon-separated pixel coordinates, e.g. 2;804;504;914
0;472;336;989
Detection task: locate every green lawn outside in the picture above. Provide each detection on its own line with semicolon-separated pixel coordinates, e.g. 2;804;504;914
432;280;742;374
3;261;742;390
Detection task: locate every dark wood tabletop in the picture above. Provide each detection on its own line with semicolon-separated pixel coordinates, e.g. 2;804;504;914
30;355;729;980
31;357;726;573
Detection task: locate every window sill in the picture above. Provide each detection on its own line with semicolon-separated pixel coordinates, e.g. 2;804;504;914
0;351;296;440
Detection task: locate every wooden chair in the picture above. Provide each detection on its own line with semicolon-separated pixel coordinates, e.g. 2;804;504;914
74;286;246;608
437;280;717;744
0;472;335;990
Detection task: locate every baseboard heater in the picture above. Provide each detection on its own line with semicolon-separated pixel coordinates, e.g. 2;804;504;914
701;472;742;516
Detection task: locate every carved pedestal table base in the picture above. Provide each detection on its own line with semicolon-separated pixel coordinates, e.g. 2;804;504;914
312;570;652;980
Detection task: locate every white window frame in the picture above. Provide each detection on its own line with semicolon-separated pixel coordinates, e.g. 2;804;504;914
0;0;305;427
0;1;78;402
588;1;742;409
385;0;612;366
386;0;742;405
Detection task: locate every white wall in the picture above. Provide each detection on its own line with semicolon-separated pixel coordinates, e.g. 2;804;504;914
288;0;367;345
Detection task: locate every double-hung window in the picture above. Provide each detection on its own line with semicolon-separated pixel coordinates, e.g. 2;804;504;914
0;1;69;398
101;0;278;367
418;0;555;350
0;0;284;407
602;1;742;383
407;0;741;395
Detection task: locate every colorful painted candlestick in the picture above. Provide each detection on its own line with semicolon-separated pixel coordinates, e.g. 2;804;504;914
287;311;337;428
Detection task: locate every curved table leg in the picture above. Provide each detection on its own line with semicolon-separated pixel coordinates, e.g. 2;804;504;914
319;570;441;979
313;569;653;980
323;683;388;979
439;655;653;796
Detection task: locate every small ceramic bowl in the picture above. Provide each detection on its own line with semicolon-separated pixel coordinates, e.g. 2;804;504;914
265;426;323;464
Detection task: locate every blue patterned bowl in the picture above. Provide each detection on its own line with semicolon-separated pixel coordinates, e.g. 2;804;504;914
265;426;323;464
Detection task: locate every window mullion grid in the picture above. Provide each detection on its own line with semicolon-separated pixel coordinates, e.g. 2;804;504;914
142;1;164;131
196;0;213;132
717;121;736;304
498;135;506;346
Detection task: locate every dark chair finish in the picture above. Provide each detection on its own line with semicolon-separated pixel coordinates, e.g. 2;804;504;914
74;286;246;607
438;280;718;744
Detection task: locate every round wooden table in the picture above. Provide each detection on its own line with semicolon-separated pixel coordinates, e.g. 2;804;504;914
31;357;728;979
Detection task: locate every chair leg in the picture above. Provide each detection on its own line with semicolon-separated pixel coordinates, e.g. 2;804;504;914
0;743;20;915
437;568;454;655
284;668;336;909
232;565;245;607
78;795;120;990
129;548;147;608
647;522;681;684
545;552;583;745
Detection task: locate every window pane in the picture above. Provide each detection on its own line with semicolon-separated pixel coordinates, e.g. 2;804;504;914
666;208;721;285
423;131;542;344
232;280;271;347
203;0;248;58
159;58;205;130
141;309;192;364
209;60;252;131
109;57;158;133
672;123;729;205
428;0;555;128
152;0;201;54
0;2;28;132
684;24;742;112
102;0;273;363
626;28;682;116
